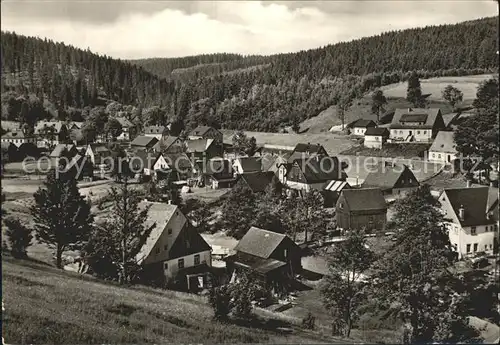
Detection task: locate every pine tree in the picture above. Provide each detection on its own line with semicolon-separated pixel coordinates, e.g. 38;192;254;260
406;71;425;107
31;170;94;268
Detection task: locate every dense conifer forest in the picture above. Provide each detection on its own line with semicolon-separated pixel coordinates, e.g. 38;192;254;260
1;16;497;132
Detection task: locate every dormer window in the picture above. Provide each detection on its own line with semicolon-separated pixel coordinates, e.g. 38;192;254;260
168;228;172;235
471;226;477;235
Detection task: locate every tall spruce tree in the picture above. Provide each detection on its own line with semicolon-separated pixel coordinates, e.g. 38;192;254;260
31;170;93;268
406;71;425;107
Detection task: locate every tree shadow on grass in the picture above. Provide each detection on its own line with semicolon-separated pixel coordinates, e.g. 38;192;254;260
229;315;294;334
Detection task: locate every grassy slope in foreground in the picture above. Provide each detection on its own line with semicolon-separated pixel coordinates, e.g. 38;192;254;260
2;257;349;344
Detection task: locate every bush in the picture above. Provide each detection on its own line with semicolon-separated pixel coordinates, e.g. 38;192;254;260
209;285;232;321
4;218;33;258
302;312;316;330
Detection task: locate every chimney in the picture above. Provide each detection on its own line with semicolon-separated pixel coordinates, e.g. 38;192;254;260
459;205;465;221
466;180;472;188
168;200;172;205
356;175;359;186
408;107;412;112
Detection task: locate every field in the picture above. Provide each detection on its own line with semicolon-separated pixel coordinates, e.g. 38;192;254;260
298;74;493;134
2;257;354;344
380;74;495;101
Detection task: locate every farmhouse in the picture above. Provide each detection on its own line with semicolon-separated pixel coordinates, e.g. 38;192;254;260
130;151;170;177
84;144;111;165
235;171;277;193
34;121;69;148
137;202;212;289
144;125;169;141
232;156;261;175
428;131;458;164
351;119;377;136
163;153;195;180
186;138;220;160
58;154;94;181
364;127;389;149
336;188;387;232
362;163;419;198
282;155;346;192
130;135;159;152
115;117;134;141
287;143;328;163
1;130;36;147
187;125;223;146
49;143;78;159
389;108;445;143
155;136;184;153
439;186;499;259
195;158;235;189
260;153;290;183
225;227;302;295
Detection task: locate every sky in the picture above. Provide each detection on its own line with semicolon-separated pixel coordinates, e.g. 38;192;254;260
1;0;498;59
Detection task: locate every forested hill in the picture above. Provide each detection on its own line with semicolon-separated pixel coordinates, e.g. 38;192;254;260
132;16;498;80
1;16;498;133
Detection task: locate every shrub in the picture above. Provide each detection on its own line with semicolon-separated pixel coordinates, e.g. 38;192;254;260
209;285;232;321
4;218;33;258
302;312;316;330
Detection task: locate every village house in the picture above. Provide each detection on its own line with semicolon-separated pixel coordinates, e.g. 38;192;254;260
389;108;445;143
154;136;184;153
115;117;134;141
129;151;171;177
187;125;223;147
34;121;69;148
428;131;458;164
144;125;169;141
1;130;36;147
232;156;262;175
68;121;84;130
137;202;212;289
49;143;78;159
281;155;347;192
364;127;390;149
336;188;387;232
259;153;290;182
84;144;111;166
224;227;302;295
130;135;159;152
186;138;220;161
163;153;195;180
235;171;277;193
195;158;235;189
350;119;377;136
362;163;419;198
58;154;94;181
287;143;328;163
439;186;499;259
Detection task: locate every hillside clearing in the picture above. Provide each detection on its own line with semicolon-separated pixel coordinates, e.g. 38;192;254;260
2;257;353;344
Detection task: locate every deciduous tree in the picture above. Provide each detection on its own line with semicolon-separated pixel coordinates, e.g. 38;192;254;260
406;71;425;107
371;89;387;123
4;217;33;258
442;85;463;110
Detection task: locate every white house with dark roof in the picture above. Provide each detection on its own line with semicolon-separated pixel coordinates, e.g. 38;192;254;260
364;127;390;149
351;119;377;136
439;186;499;259
428;131;458;164
137;202;212;287
144;125;168;141
34;121;69;148
1;130;35;147
115;117;134;141
232;156;262;175
389;108;445;143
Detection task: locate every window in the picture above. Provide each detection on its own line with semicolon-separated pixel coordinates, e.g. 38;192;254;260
186;241;190;249
168;228;172;235
423;131;427;134
338;202;343;209
399;130;403;135
485;245;488;251
194;254;200;265
164;244;168;250
284;249;288;258
178;258;184;269
163;262;168;270
466;244;471;253
490;244;493;250
471;226;477;235
473;243;478;252
485;226;489;232
417;131;421;134
432;153;435;158
438;154;441;159
155;247;160;254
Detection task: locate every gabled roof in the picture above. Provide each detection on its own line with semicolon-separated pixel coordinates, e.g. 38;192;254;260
323;180;350;192
235;227;288;259
239;171;276;193
87;143;110;154
188;125;219;137
234;156;261;173
49;144;76;158
186;138;214;153
428;131;457;154
130;135;159;147
163;153;193;171
365;127;389;136
69;121;84;129
362;164;418;190
442;187;498;226
115;117;133;127
225;252;286;274
352;119;376;128
196;158;232;176
390;108;442;129
135;202;184;264
340;188;387;212
34;121;65;134
293;143;326;154
144;125;166;134
260;154;289;173
289;156;345;183
161;136;181;149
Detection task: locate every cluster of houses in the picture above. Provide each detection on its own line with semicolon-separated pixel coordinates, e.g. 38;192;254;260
349;107;461;164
